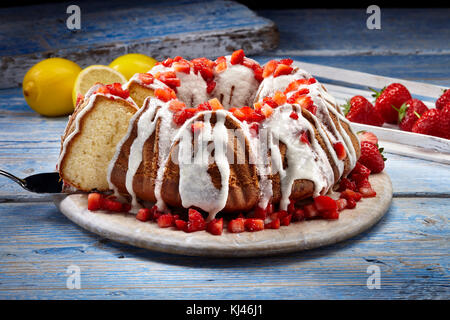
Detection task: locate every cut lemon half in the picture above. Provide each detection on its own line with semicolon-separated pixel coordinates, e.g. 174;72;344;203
72;65;127;106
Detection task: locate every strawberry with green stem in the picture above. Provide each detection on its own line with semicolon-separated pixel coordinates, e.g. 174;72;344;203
371;83;412;124
343;95;384;126
395;98;429;132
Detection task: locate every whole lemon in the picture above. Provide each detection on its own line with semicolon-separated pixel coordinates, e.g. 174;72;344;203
23;58;82;116
109;53;157;80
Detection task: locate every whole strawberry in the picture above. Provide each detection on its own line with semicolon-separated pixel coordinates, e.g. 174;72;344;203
398;99;429;132
344;95;384;126
373;83;412;124
358;141;386;174
436;89;450;110
411;108;441;137
438;104;450;139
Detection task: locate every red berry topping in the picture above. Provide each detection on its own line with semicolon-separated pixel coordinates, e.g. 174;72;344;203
263;60;279;78
303;203;320;219
172;61;190;74
185;208;206;233
273;64;293;77
206;218;224;235
265;218;280;229
230;49;245;65
154;87;176;102
136;208;152;222
357;131;378;145
290;111;299;120
314;195;338;213
228;217;245;233
87;192;102;211
244;218;264;232
157;213;175;228
333;142;347;160
168;99;186;113
206;80;216;94
279;58;293;66
299;131;310;145
137;73;155;85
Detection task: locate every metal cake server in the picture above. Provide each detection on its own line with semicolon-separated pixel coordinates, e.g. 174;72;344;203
0;169;63;193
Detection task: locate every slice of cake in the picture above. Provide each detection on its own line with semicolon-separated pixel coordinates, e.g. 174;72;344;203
58;83;138;192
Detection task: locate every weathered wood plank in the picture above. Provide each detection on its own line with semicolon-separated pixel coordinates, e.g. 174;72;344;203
257;8;450;56
0;198;448;299
0;0;278;89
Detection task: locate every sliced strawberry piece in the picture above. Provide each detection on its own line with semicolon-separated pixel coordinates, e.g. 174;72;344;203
137;73;155;85
157;213;174;228
265;218;280;229
168;99;186;113
338;177;357;192
279;58;293;66
336;198;348;211
321;209;339;220
102;198;123;212
273;64;293;77
314;195;338;213
333;142;347;160
359;181;377;197
253;65;264;82
249;122;260;137
299;131;310;145
206;218;224;236
303;203;320;219
346;198;357;209
155;88;176;102
228;218;245;233
270;210;288;221
340;189;362;202
88;193;102;211
244;218;264;232
206;80;216;94
232;108;246;122
287;200;296;215
263;60;279;78
208;98;224;110
161;58;174;67
230;49;245;65
357;131;378;145
175;219;187;231
215;61;227;73
293;208;305;221
260;104;274;118
136;208;152;222
173;61;190;74
280;214;292;226
289;111;299;120
272;91;287;106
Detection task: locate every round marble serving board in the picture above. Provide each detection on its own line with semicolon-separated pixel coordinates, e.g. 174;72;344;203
54;172;392;257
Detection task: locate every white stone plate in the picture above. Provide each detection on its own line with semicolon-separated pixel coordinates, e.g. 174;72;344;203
54;172;392;257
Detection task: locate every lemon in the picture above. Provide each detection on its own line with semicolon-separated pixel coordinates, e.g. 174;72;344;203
109;53;157;80
23;58;82;117
72;65;127;106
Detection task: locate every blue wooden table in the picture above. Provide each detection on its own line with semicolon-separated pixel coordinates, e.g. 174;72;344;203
0;6;449;299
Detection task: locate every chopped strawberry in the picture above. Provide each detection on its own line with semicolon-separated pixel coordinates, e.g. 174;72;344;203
339;177;357;192
185;208;207;233
358;180;377;198
206;80;216;94
232;108;246;121
263;97;278;109
161;58;174;67
249;122;260;137
299;131;310;145
280;214;292;226
253;101;263;111
102;198;123;212
175;219;187;231
279;58;293;66
273;64;293;77
260;104;274;118
333;142;346;160
340;189;362;202
336;198;348;211
265;218;280;229
137;73;155;85
244;218;264;232
230;49;245;65
87;193;102;211
168;99;186;113
157;213;174;228
285;79;310;94
321;209;339;220
303;203;320;219
293;208;305;221
155;87;176;102
254;203;273;220
173;61;190;74
272;91;287;106
215;60;227;73
286;88;310;104
287;200;296;215
349;162;371;184
207;218;224;235
357;131;378;145
228;218;245;233
346;198;357;209
262;60;279;78
314;195;338;213
253;65;264;82
290;111;299;120
173;109;195;126
136;208;152;222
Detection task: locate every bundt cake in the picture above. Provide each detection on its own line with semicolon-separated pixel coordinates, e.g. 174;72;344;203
58;50;361;223
57;83;138;192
